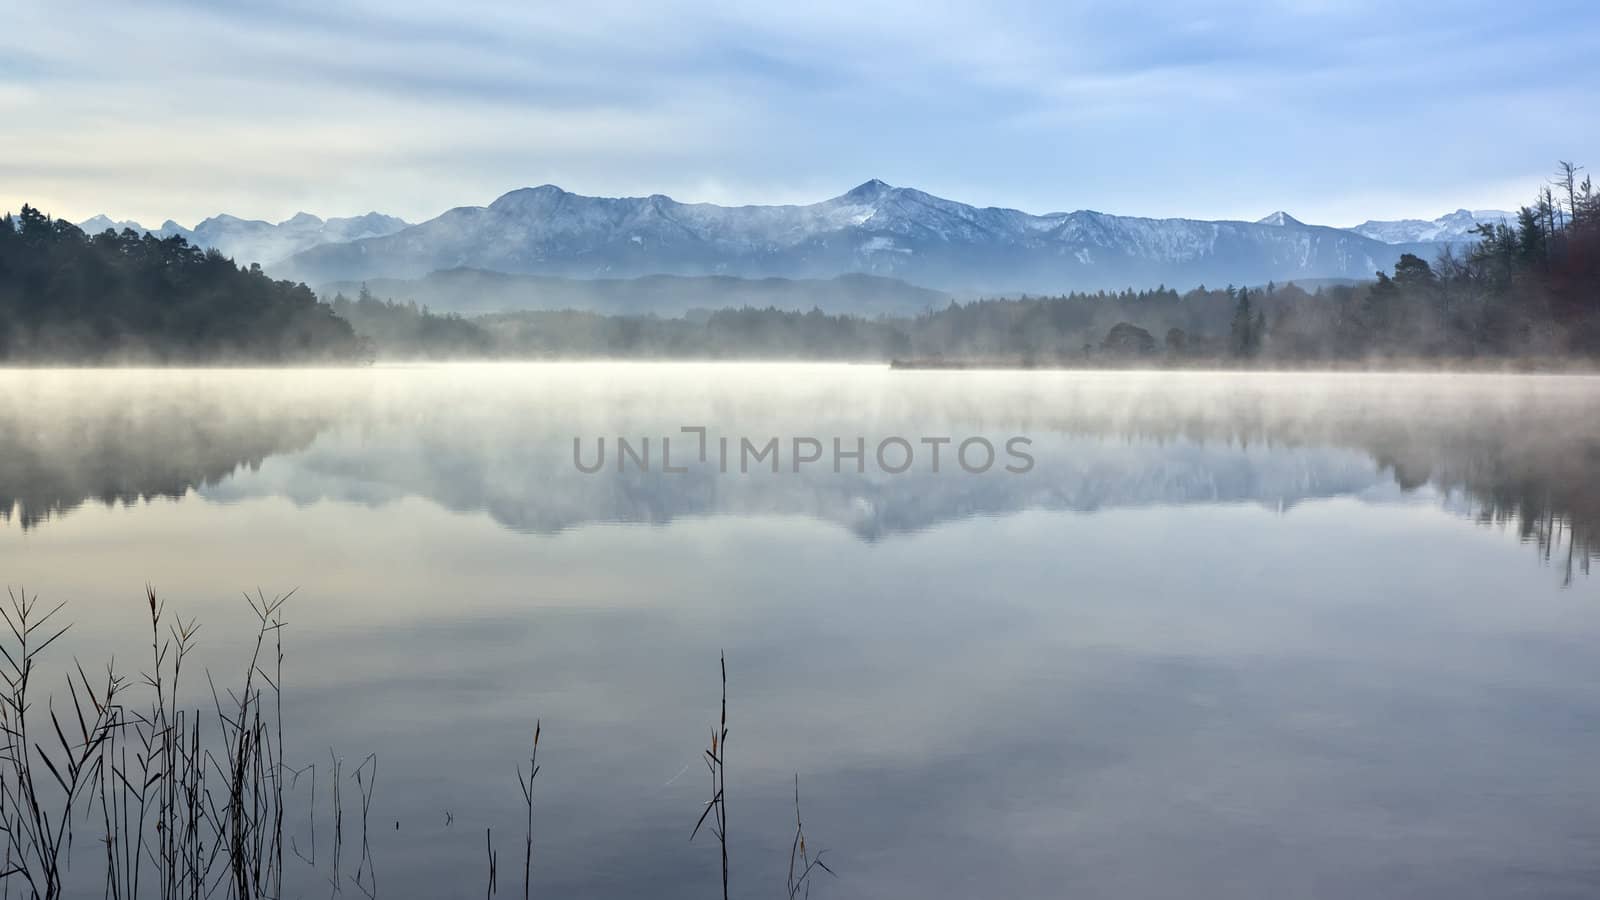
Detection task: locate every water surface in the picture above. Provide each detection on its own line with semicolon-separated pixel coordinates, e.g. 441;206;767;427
2;364;1597;899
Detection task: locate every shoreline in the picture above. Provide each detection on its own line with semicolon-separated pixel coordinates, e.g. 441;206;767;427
1;356;1598;374
888;356;1600;374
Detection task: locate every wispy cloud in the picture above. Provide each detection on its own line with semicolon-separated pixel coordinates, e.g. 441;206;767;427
3;0;1597;226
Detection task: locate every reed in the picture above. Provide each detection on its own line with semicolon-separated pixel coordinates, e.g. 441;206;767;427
349;753;377;899
515;721;540;900
0;592;833;900
0;588;122;900
484;826;497;899
0;587;293;900
786;775;833;900
691;652;730;900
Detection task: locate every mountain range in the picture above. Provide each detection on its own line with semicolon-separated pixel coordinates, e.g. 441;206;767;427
1348;208;1512;244
78;211;410;269
79;184;1515;299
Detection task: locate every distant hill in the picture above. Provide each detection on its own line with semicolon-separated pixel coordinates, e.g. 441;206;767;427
78;210;409;267
319;269;953;317
1346;209;1514;244
278;180;1431;294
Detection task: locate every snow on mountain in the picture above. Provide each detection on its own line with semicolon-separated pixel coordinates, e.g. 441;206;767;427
78;214;150;234
1347;209;1513;244
1256;211;1304;227
277;182;1423;294
77;184;1478;294
77;211;409;266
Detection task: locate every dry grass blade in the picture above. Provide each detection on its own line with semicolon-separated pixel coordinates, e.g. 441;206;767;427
787;774;835;900
689;651;730;900
517;719;540;900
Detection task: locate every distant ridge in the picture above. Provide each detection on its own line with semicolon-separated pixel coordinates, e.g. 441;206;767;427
76;211;409;267
75;185;1498;297
1348;209;1514;244
274;181;1457;294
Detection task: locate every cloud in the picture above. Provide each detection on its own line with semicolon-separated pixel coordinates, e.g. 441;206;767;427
3;0;1597;226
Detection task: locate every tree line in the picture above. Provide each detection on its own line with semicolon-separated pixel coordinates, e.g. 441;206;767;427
328;286;491;359
0;206;364;363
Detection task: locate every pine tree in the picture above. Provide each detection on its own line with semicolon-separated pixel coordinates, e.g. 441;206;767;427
1230;286;1254;357
1517;207;1547;263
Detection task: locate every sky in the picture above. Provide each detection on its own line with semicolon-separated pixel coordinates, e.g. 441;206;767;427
3;0;1598;229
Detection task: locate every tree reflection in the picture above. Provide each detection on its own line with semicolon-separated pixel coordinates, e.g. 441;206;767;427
0;369;1593;580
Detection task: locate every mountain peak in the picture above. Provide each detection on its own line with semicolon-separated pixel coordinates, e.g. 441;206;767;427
1257;211;1303;227
489;184;572;213
280;212;323;227
80;214;141;233
195;213;258;229
841;179;894;202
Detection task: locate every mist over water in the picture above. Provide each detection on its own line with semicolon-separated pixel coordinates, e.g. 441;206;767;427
3;365;1595;567
2;364;1598;899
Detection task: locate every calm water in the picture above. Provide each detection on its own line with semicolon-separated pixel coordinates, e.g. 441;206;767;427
2;364;1599;899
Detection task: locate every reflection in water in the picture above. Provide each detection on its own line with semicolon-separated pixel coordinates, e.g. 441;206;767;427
1;366;1594;579
3;365;1600;899
0;369;347;529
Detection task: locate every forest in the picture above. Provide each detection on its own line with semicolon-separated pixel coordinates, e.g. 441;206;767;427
328;287;492;359
3;162;1596;365
0;206;364;362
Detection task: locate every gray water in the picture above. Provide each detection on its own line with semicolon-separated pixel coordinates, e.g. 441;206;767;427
2;364;1598;899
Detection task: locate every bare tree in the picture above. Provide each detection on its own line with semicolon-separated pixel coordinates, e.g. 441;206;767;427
1554;161;1584;226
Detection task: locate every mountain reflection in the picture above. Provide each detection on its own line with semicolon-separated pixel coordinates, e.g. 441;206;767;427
2;366;1594;580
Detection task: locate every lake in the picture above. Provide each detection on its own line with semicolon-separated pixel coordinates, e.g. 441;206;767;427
2;364;1598;899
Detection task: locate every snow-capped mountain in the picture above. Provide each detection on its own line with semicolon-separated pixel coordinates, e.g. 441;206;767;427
77;211;410;266
1347;209;1513;244
276;181;1431;294
1256;211;1305;227
78;214;151;234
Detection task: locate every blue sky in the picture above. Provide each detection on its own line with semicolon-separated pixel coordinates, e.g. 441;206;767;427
3;0;1597;227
